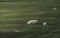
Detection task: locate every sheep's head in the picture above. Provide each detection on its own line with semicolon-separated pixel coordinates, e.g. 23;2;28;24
43;22;47;26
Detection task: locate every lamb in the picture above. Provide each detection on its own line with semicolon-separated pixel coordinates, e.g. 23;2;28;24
27;20;47;26
52;8;56;10
43;22;48;31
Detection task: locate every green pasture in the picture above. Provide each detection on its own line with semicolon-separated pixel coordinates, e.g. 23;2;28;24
0;1;60;38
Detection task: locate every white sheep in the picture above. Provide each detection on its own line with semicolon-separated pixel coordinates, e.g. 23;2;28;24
27;20;39;24
43;22;48;31
52;8;56;10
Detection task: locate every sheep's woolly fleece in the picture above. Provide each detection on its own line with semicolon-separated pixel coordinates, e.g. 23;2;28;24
27;20;38;24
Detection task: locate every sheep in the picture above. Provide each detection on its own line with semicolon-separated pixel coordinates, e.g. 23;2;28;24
43;22;48;31
52;8;56;10
27;20;39;24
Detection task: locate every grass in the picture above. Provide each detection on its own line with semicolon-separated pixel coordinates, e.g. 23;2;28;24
0;1;60;38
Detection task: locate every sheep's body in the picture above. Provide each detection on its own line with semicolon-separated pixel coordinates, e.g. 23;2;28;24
27;20;38;24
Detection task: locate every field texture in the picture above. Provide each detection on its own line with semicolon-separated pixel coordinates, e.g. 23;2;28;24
0;0;60;38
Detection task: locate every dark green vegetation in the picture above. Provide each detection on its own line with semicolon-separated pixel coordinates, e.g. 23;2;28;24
0;0;60;38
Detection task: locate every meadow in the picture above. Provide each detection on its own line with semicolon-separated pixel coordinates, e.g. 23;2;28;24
0;0;60;38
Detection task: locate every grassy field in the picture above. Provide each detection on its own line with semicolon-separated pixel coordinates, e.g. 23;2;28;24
0;0;60;38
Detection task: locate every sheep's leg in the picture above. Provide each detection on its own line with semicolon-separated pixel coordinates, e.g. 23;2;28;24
43;25;48;32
